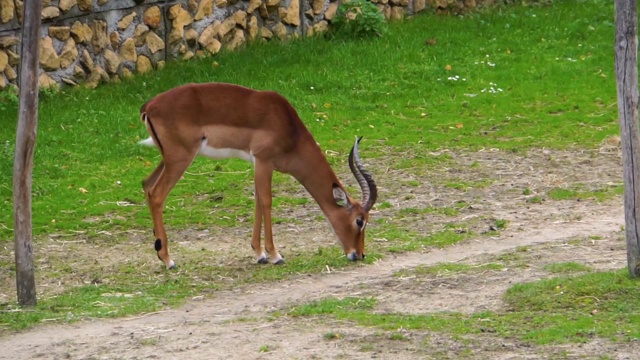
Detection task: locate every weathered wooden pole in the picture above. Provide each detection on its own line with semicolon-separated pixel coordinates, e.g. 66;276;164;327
13;0;43;305
614;0;640;278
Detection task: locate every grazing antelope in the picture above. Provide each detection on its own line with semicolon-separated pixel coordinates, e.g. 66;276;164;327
139;82;377;268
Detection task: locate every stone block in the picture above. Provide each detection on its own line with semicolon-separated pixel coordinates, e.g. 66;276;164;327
49;26;71;41
118;12;137;30
195;0;213;20
1;0;14;23
59;0;77;13
144;6;161;29
60;38;78;69
71;21;93;44
136;55;153;73
39;36;61;71
119;38;137;61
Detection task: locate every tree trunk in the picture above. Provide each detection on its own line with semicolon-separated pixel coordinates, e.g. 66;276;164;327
615;0;640;278
13;0;43;306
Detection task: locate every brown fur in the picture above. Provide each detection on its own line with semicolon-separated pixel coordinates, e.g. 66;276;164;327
140;83;374;268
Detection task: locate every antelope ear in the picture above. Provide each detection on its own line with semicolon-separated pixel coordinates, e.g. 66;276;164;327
332;183;350;208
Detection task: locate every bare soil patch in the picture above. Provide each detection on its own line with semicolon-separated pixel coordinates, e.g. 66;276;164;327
2;147;638;359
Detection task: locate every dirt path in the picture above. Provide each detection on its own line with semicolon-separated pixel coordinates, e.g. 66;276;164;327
1;201;630;360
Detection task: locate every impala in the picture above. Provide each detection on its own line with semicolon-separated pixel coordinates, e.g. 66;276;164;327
139;82;377;268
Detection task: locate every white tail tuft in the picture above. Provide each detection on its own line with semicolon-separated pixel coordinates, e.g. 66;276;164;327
139;137;156;147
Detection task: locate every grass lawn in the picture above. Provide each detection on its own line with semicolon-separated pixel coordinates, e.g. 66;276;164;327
0;0;617;240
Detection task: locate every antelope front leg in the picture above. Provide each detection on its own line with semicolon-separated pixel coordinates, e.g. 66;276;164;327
252;194;268;264
254;161;284;265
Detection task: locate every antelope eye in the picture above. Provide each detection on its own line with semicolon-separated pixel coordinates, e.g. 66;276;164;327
356;218;364;228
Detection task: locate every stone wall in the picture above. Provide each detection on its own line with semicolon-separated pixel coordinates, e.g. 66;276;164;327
0;0;489;90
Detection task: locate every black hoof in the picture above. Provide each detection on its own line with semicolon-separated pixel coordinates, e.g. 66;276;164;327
257;257;269;264
273;258;286;265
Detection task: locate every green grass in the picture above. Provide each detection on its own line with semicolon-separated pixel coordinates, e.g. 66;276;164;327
288;269;640;345
376;201;392;210
544;261;593;274
386;227;472;253
445;179;494;191
289;296;473;333
527;195;545;204
547;184;624;202
288;296;377;317
388;332;409;341
397;203;466;217
0;0;623;331
496;269;640;344
493;218;509;230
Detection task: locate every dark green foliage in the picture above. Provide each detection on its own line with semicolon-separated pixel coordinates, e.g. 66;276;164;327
332;0;388;38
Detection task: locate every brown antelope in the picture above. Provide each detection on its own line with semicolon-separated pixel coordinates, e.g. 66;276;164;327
139;82;378;269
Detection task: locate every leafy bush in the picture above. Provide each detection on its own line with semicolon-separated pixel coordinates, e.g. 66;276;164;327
332;0;388;38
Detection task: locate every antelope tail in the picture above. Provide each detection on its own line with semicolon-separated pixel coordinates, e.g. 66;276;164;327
139;112;164;153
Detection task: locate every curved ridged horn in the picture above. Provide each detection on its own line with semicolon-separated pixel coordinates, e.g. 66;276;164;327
348;136;378;212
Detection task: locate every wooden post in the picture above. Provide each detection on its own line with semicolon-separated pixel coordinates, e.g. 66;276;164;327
615;0;640;278
13;0;42;305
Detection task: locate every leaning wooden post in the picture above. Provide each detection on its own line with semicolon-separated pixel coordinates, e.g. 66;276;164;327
13;0;43;305
615;0;640;278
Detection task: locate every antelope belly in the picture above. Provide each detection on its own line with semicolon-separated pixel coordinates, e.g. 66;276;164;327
198;141;253;162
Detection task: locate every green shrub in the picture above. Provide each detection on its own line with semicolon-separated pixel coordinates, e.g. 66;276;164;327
0;86;18;112
332;0;388;38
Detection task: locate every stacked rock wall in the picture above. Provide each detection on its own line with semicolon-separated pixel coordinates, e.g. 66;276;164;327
0;0;488;89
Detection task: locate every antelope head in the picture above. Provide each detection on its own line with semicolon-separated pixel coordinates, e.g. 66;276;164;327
331;137;378;261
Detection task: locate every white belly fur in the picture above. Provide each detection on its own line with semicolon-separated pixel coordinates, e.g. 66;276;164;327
198;139;254;163
139;137;254;163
